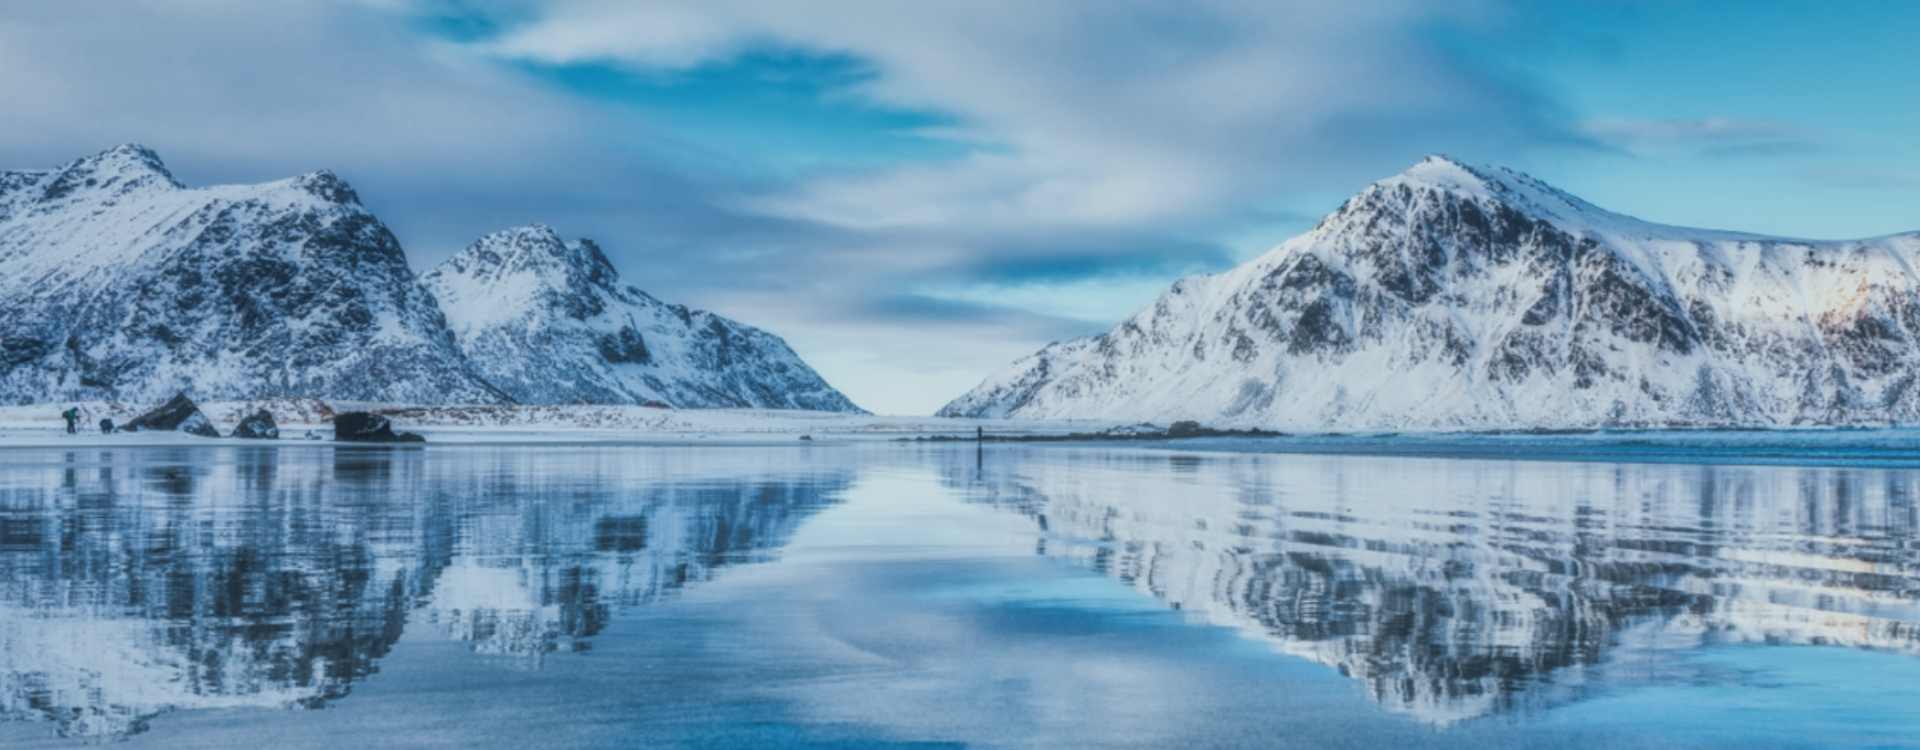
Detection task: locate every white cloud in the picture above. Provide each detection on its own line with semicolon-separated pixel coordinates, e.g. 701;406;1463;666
1580;116;1819;158
478;0;1577;236
483;3;747;68
1583;116;1792;140
0;3;558;171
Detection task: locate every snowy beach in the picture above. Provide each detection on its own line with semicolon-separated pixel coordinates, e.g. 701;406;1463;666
0;401;1118;448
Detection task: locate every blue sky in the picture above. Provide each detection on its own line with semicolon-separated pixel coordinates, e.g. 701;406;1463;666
2;1;1915;413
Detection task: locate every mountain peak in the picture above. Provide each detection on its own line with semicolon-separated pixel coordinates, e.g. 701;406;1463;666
75;143;171;177
467;224;614;278
41;143;181;199
429;223;626;314
485;223;563;245
461;223;568;266
289;170;362;205
1414;153;1470;170
1357;155;1658;239
1386;154;1503;197
90;142;167;168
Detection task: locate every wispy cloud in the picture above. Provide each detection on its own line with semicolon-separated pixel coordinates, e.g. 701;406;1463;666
1580;116;1820;159
852;294;1102;339
478;1;1589;232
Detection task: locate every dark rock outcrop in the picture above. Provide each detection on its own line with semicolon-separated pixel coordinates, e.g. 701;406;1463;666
231;409;279;439
1166;420;1206;437
333;412;425;443
122;392;219;437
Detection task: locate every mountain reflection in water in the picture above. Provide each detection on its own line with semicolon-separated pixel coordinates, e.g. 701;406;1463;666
0;446;852;739
939;447;1920;725
1;442;1919;745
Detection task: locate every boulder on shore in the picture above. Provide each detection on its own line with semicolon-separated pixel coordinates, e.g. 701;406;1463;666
1166;420;1205;437
122;393;219;438
231;409;279;439
333;412;426;443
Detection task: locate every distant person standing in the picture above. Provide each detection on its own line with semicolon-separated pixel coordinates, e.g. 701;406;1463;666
61;407;78;434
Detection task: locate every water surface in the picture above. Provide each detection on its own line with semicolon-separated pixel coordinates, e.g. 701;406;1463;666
1;441;1917;748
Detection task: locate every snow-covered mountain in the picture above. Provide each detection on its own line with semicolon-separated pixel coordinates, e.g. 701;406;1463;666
942;156;1920;429
423;225;861;411
0;145;504;405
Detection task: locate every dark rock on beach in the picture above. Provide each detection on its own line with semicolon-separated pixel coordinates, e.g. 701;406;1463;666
231;409;279;439
122;392;219;437
1166;420;1205;437
333;411;425;443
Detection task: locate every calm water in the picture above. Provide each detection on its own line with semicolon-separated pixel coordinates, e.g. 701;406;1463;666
2;440;1919;748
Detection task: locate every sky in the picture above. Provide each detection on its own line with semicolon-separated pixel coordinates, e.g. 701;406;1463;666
1;1;1916;414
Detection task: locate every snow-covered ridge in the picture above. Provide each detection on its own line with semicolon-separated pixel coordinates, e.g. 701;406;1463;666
1;146;366;283
943;156;1920;429
424;224;863;412
1380;155;1776;243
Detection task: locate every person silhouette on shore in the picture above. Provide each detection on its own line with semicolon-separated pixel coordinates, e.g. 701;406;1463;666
61;407;78;434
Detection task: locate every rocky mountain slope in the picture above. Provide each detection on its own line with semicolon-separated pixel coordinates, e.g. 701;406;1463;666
942;156;1920;429
0;145;504;405
422;225;861;411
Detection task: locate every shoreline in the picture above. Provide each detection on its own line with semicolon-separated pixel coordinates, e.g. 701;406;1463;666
3;402;1915;460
